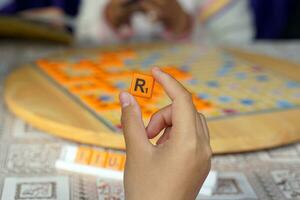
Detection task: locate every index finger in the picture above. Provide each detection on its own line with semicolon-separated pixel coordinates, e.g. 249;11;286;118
151;67;197;135
152;67;192;102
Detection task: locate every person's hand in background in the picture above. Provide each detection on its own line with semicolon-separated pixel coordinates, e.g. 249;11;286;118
105;0;139;31
140;0;191;36
119;67;212;200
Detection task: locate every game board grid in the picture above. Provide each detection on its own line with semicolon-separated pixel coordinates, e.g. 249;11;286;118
34;43;300;132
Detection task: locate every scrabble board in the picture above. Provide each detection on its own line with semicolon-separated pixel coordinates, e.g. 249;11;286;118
4;42;300;153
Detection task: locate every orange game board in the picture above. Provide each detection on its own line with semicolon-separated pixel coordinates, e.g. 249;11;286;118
5;42;300;152
35;45;215;132
34;43;300;134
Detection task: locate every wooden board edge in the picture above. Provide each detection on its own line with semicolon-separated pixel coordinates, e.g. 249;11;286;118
4;66;126;149
4;93;126;149
209;107;300;153
3;46;300;154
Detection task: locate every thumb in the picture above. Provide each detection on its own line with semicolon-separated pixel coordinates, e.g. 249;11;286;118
119;92;151;154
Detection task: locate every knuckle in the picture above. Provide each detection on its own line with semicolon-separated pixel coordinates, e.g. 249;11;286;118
206;146;213;160
196;146;212;169
205;159;212;173
203;146;213;165
196;141;212;159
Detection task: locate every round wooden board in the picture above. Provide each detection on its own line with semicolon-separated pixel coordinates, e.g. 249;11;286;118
4;48;300;154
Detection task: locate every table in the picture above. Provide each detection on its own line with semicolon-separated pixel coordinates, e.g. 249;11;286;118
0;39;300;200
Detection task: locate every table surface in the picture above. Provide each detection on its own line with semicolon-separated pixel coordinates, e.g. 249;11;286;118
0;40;300;200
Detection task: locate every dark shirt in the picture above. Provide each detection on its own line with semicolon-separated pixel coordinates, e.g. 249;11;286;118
0;0;80;16
249;0;300;39
1;0;300;39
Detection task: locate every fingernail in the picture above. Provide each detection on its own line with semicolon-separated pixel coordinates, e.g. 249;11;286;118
153;66;161;71
119;92;131;108
152;67;162;75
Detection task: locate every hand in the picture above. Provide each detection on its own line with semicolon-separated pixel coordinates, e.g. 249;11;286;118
140;0;191;36
119;67;212;200
105;0;140;29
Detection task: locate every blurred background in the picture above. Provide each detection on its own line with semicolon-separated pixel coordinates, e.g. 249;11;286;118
0;0;299;45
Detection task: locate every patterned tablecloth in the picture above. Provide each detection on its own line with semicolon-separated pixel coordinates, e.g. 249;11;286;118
0;40;300;200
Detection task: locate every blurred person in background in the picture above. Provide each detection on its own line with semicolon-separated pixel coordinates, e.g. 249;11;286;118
0;0;256;44
1;0;299;43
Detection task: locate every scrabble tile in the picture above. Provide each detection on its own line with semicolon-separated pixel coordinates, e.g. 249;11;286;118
130;73;155;98
120;155;126;170
75;146;93;164
89;150;108;167
105;152;125;171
